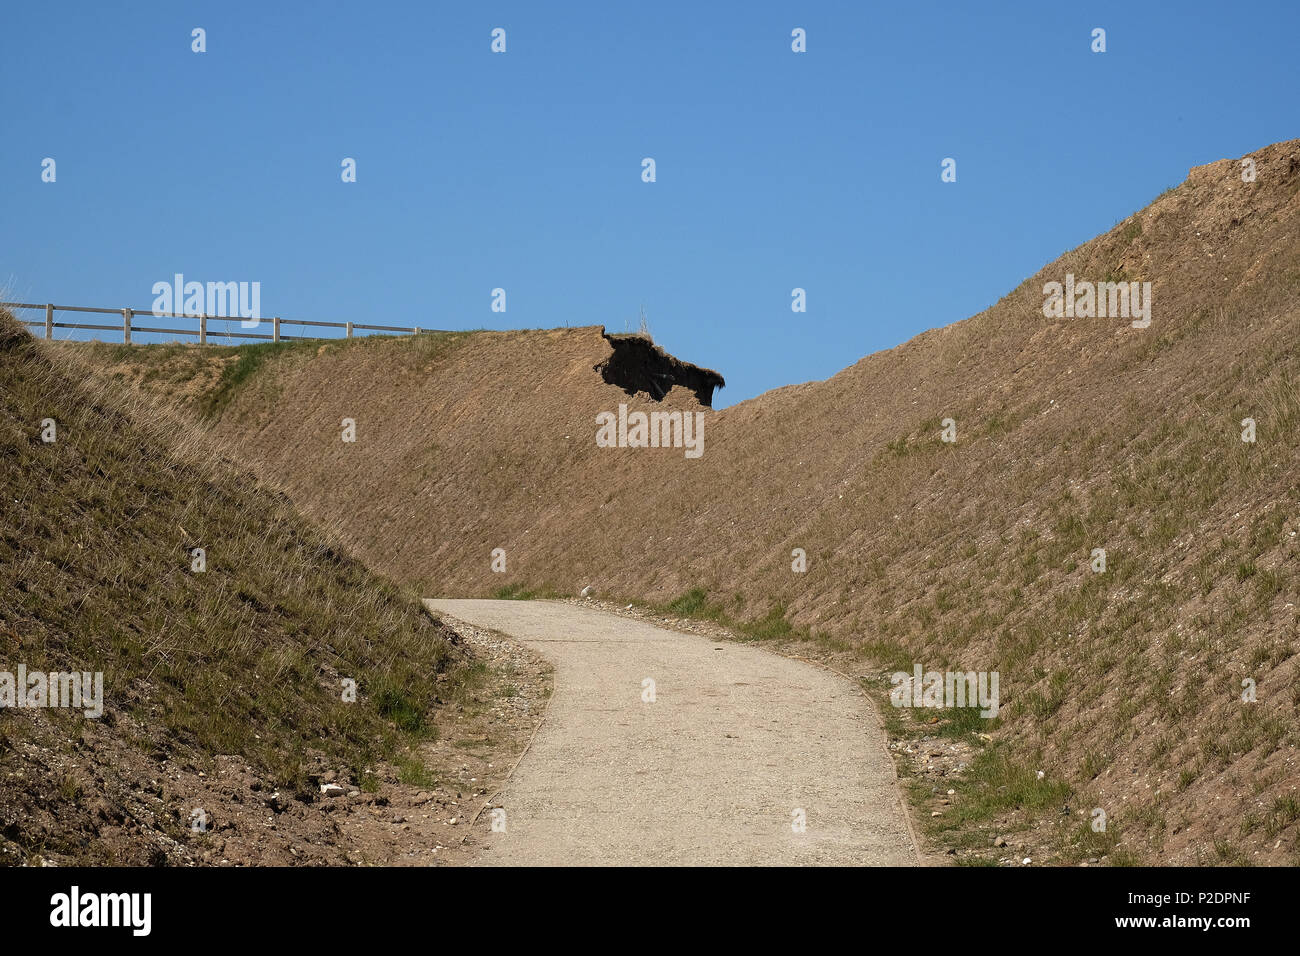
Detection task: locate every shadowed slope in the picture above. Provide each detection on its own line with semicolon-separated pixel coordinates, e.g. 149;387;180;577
0;312;468;865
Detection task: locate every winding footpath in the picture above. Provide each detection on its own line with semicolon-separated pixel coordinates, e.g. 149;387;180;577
424;599;919;866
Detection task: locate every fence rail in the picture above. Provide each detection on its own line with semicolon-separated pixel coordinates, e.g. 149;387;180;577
0;301;443;345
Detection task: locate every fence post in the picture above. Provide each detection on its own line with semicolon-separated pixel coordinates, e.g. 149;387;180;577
122;308;133;345
199;315;207;345
346;321;353;339
45;303;53;340
273;316;280;342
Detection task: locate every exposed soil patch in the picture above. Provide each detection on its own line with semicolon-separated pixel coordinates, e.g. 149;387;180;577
0;618;550;867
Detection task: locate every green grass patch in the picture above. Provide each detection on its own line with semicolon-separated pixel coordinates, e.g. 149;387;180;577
199;341;310;418
491;582;559;600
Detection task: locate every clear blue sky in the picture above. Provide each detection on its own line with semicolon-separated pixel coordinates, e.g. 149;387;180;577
3;1;1296;405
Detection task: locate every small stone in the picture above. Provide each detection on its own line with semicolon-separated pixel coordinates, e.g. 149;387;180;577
994;836;1007;847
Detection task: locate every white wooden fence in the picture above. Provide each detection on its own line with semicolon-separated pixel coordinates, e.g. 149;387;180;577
0;301;443;344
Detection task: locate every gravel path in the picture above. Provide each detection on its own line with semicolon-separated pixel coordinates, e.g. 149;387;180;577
424;599;918;866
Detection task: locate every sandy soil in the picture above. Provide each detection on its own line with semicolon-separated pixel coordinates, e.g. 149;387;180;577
425;599;919;866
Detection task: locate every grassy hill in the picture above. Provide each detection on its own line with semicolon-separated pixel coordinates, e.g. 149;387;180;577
0;310;476;865
83;139;1300;864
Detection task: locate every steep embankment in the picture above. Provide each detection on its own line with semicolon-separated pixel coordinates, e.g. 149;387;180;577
93;140;1300;864
0;312;484;865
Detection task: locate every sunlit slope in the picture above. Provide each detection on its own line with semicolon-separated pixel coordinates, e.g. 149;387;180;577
91;140;1300;863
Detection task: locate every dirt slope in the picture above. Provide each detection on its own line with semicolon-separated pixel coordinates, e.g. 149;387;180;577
92;139;1300;864
0;312;522;865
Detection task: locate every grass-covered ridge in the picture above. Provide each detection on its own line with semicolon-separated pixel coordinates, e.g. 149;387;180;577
82;329;471;420
0;311;472;861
